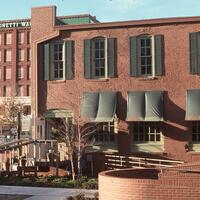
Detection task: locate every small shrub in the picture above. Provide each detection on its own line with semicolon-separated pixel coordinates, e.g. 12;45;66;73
65;179;76;188
74;193;85;200
81;178;98;189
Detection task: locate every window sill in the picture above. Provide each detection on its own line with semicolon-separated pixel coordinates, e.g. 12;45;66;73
47;80;66;84
137;76;159;81
86;78;109;82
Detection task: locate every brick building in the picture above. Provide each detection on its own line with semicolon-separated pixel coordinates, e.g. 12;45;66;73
1;5;200;174
29;6;200;173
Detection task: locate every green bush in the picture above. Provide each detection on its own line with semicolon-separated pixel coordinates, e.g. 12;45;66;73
65;179;76;188
0;175;98;189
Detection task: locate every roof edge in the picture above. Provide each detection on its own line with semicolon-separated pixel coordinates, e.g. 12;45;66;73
56;15;200;31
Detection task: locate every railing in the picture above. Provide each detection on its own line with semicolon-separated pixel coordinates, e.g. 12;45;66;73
0;139;58;152
105;154;184;170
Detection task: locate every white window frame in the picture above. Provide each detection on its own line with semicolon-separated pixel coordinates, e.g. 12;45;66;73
89;118;118;145
190;121;200;152
131;122;164;153
50;41;65;80
92;37;108;79
138;35;155;77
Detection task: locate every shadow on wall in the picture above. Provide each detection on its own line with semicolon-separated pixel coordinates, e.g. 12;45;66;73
163;92;189;142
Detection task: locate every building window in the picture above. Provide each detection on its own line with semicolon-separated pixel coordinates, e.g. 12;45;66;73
17;66;23;80
27;32;31;44
88;121;117;144
0;50;1;62
3;86;11;97
16;85;23;96
18;32;24;44
4;67;11;80
0;34;2;45
18;49;25;62
4;49;12;62
23;105;31;115
139;36;152;76
191;121;200;142
132;122;162;143
92;38;105;78
52;43;63;79
27;48;31;61
26;85;30;96
5;33;12;45
27;66;31;80
130;35;163;77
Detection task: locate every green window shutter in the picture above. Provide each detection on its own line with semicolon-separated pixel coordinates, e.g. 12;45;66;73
155;35;164;76
84;39;91;79
65;40;74;80
44;43;50;80
190;32;199;74
129;36;138;77
107;38;116;78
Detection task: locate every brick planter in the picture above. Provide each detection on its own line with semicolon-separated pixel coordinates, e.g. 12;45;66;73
99;168;200;200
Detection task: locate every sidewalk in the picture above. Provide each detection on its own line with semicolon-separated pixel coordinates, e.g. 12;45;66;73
0;185;98;200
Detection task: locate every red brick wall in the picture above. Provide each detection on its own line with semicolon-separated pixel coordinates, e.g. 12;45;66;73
31;6;200;166
99;168;200;200
0;27;30;96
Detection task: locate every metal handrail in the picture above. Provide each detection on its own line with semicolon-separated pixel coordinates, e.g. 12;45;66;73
105;153;184;169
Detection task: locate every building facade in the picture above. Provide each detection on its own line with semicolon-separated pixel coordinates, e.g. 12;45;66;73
29;6;200;173
1;5;200;174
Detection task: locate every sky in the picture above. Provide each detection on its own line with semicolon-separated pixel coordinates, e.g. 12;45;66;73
0;0;200;22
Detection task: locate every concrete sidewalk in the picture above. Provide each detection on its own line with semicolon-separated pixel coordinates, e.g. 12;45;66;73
0;185;98;200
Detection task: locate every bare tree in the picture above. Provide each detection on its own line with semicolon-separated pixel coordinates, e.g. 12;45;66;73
46;117;99;181
0;97;23;138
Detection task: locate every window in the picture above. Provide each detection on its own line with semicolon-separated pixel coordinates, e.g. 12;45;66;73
18;49;25;62
27;48;31;61
23;105;31;115
84;37;116;79
4;49;12;62
17;66;23;80
130;35;163;77
16;85;23;96
190;121;200;152
27;32;31;44
139;36;152;76
4;67;11;80
88;121;117;144
18;32;24;44
44;40;74;81
0;34;2;45
3;86;11;97
191;122;200;142
132;122;162;143
52;43;63;79
5;33;12;45
92;38;105;78
0;50;1;62
131;122;163;152
26;85;30;96
27;66;31;80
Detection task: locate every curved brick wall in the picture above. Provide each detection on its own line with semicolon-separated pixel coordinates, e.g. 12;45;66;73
99;168;200;200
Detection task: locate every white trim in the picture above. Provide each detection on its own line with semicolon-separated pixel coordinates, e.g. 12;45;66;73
105;38;108;79
152;35;156;77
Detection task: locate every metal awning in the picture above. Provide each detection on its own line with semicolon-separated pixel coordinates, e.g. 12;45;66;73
145;91;164;121
80;92;99;120
81;91;117;122
126;91;145;121
186;89;200;120
126;91;164;121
